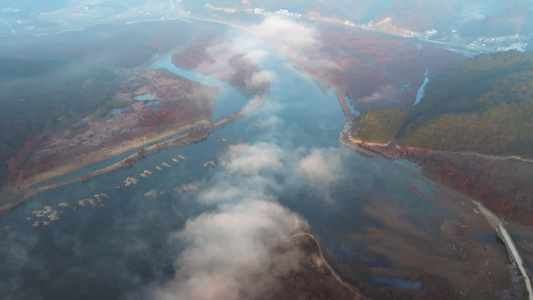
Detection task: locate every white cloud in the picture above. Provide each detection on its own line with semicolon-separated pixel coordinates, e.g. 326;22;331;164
151;200;304;300
240;95;265;114
247;69;276;88
244;49;270;63
226;142;286;172
194;40;239;82
298;148;344;188
191;37;275;95
357;85;396;106
249;16;338;72
260;115;285;129
142;137;353;299
142;140;310;299
458;5;486;24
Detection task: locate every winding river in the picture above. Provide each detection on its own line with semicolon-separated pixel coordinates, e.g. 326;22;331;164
0;21;526;299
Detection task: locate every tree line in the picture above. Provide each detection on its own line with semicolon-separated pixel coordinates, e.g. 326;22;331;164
351;50;533;158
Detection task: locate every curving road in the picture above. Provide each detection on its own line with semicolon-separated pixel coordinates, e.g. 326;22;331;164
292;232;364;299
473;201;533;300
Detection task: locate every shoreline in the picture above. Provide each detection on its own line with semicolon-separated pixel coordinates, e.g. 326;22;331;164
339;122;533;298
339;121;533;234
0;119;209;212
0;26;271;212
23;119;209;189
291;232;364;299
0;87;269;213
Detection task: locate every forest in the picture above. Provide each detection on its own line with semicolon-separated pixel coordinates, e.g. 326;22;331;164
350;50;533;224
136;103;199;128
352;50;533;158
0;21;196;69
0;57;118;183
350;107;407;143
357;142;533;225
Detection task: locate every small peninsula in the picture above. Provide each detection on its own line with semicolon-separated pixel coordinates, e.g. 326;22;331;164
0;22;271;212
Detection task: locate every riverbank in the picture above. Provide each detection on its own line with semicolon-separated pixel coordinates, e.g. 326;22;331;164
0;76;269;213
358;193;512;298
340;122;533;298
0;119;209;212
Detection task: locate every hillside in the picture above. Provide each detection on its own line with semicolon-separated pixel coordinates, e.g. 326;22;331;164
351;50;533;158
349;50;533;224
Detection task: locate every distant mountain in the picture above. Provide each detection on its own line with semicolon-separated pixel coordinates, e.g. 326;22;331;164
0;0;178;35
3;1;531;52
351;50;533;158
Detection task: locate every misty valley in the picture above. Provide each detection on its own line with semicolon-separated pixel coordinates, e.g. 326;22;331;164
1;1;533;299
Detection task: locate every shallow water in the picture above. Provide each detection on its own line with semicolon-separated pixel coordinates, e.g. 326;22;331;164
108;106;131;116
413;69;429;105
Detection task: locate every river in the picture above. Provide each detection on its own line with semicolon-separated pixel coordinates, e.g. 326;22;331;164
413;69;429;105
0;21;518;299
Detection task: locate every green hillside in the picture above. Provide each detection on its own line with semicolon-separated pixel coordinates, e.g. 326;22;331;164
351;50;533;158
350;107;407;143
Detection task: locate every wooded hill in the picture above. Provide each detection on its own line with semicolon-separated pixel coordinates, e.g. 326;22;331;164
351;50;533;158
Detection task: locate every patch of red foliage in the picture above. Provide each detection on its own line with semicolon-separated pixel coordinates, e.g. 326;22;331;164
124;157;135;168
313;26;465;110
7;135;41;174
137;148;146;159
137;103;198;128
187;126;211;142
361;143;533;225
172;29;220;70
35;154;57;173
171;26;268;98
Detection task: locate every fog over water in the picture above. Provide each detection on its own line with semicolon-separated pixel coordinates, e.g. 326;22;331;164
0;20;465;299
0;1;531;299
